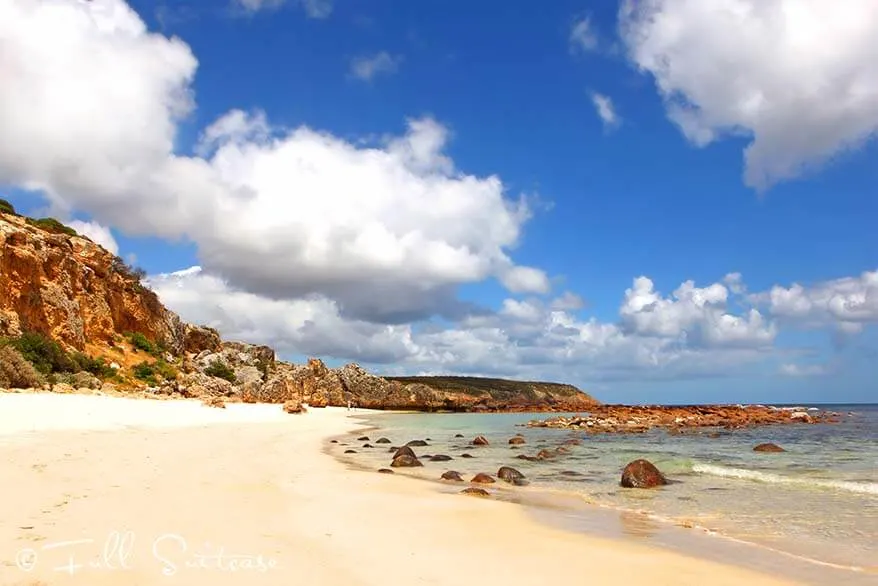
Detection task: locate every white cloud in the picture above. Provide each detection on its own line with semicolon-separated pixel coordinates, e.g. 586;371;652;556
150;267;781;383
754;270;878;333
619;276;776;347
349;51;401;81
590;92;621;130
569;15;598;53
779;363;828;377
619;0;878;190
67;219;119;255
234;0;331;18
0;0;549;325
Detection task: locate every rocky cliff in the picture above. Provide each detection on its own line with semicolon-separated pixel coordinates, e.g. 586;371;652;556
0;205;598;411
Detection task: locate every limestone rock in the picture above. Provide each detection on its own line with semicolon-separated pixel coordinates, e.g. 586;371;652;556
620;459;668;489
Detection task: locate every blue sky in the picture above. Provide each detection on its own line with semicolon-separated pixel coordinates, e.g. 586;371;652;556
1;0;877;404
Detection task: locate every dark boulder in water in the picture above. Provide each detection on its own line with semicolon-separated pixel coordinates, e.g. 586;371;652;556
508;436;526;445
753;442;785;453
472;436;490;446
471;473;495;484
536;449;556;460
392;446;417;459
516;454;539;462
441;471;464;481
454;433;465;438
460;453;474;459
620;459;668;488
357;436;370;441
378;468;394;474
430;454;453;462
375;437;391;444
497;466;527;485
460;487;490;497
406;439;429;447
391;454;423;467
344;449;357;454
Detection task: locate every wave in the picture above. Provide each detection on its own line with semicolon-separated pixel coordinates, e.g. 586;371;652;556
692;463;878;495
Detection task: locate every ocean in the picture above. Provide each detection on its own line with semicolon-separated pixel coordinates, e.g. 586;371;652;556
333;404;877;585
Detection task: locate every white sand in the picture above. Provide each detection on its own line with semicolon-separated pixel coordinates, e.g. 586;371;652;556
0;392;800;586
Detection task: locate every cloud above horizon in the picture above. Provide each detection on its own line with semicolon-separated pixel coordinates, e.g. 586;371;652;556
619;0;878;190
349;51;402;81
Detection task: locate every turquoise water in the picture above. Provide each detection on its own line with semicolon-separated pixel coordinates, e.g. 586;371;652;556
333;405;878;583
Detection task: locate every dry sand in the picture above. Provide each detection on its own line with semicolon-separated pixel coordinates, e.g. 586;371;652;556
0;393;799;586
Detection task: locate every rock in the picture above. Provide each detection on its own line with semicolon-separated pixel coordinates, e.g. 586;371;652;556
563;438;582;446
283;400;306;414
460;488;490;497
460;453;474;459
375;437;391;444
536;449;555;460
753;442;785;452
180;372;235;398
406;440;428;447
454;433;464;438
183;324;222;354
201;396;226;409
68;371;101;390
560;470;582;476
392;446;417;459
471;473;495;484
441;471;464;481
357;436;370;441
390;454;423;467
234;365;263;387
497;466;526;485
508;436;526;445
378;468;394;474
515;454;539;462
330;440;338;444
430;455;453;462
472;436;489;446
362;444;373;448
344;449;357;454
620;459;668;488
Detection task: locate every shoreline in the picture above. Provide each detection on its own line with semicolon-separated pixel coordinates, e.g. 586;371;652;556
0;392;815;585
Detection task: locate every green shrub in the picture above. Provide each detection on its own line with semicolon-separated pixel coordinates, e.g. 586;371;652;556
2;331;75;374
70;352;115;379
205;359;236;383
0;198;16;216
126;332;154;354
25;217;77;237
132;359;176;386
0;345;45;388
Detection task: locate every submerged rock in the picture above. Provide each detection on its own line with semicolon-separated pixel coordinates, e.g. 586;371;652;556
497;466;526;485
392;446;417;459
620;459;668;488
508;436;526;445
430;454;453;462
375;437;391;444
472;435;489;446
406;439;429;447
378;468;394;474
391;454;423;467
344;449;357;454
357;436;370;441
460;487;490;497
753;442;785;452
471;473;495;484
460;453;474;459
441;471;464;481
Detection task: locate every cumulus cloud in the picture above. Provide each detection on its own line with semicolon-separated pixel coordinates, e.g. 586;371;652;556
590;92;621;130
569;15;598;53
753;270;878;334
150;267;782;382
619;0;878;189
67;220;119;255
0;0;547;324
349;51;401;82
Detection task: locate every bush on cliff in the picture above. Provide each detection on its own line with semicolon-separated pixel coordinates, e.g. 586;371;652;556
132;359;177;386
204;359;236;383
25;217;78;237
0;198;16;215
2;331;75;374
70;352;115;379
0;346;46;389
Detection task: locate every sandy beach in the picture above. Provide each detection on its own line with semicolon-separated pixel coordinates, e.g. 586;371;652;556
0;393;799;586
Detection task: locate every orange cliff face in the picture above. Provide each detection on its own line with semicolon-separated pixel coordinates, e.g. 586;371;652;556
0;212;184;353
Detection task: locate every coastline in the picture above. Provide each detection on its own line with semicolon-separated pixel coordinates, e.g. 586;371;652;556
1;392;803;586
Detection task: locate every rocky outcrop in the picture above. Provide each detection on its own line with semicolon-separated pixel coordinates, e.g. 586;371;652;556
529;405;841;433
753;442;785;452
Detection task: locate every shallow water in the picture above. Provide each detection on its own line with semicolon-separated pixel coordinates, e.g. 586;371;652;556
333;404;878;584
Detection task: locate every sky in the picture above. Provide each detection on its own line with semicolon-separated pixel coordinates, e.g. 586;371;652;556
1;0;876;404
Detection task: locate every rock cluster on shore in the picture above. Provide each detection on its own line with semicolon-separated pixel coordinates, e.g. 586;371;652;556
527;404;841;434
